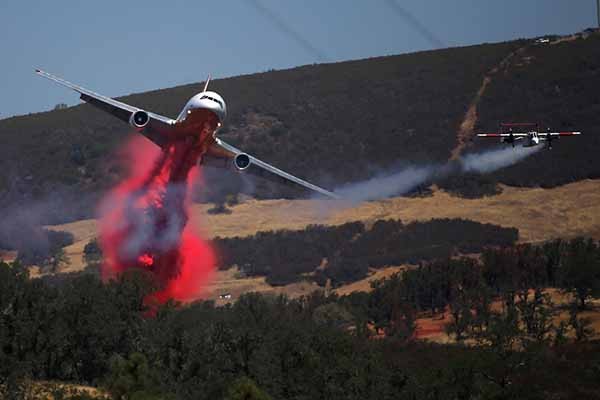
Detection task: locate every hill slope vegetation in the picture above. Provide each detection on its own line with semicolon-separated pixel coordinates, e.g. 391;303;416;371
1;41;519;211
2;33;599;223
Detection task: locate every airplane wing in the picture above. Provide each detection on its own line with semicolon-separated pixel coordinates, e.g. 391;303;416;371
204;138;340;199
35;69;175;147
537;131;582;137
477;132;528;138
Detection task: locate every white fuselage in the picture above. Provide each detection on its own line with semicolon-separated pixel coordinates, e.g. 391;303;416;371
523;132;541;147
176;91;227;124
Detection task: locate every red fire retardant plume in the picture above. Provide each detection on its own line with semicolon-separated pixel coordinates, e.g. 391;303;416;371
98;135;215;305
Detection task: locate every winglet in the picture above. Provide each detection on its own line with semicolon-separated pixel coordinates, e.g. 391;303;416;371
203;74;211;92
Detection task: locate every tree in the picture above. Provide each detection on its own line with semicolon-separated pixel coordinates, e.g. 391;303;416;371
104;353;168;400
479;303;521;353
83;238;103;266
516;288;554;344
312;303;354;329
224;377;271;400
568;303;595;342
445;258;487;341
225;194;239;207
207;202;232;215
560;238;600;309
389;301;416;340
446;298;472;341
542;239;565;286
43;247;70;273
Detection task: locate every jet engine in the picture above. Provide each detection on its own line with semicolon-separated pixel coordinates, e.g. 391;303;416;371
129;110;150;129
233;153;251;171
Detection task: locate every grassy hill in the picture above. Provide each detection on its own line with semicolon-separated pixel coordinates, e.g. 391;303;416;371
1;41;518;212
479;33;600;187
43;179;600;276
2;32;600;225
3;33;600;399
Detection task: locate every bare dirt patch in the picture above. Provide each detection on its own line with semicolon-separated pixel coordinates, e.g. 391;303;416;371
451;46;527;159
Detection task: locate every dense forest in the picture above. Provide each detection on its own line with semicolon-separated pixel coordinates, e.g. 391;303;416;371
213;218;518;286
5;217;518;287
2;236;600;399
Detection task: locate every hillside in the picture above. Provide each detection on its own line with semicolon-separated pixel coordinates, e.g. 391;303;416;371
480;34;600;187
0;39;521;216
44;179;600;274
3;33;600;227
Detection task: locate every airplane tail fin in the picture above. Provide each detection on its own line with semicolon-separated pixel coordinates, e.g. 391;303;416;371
203;74;211;92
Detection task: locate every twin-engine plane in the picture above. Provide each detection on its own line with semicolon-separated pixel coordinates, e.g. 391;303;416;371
477;123;581;149
35;69;339;199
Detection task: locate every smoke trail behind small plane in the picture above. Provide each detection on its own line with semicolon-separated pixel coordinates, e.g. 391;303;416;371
460;145;543;174
332;165;435;204
324;145;542;205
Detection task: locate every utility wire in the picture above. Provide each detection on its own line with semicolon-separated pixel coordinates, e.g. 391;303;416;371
247;0;329;62
384;0;446;49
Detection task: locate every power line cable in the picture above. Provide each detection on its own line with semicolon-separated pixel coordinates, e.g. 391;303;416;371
247;0;329;62
384;0;446;49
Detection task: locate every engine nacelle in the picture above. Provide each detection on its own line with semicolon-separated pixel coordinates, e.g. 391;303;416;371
129;110;150;129
233;153;251;171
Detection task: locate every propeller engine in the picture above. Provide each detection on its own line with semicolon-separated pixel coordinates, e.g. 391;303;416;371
503;131;515;147
546;128;554;149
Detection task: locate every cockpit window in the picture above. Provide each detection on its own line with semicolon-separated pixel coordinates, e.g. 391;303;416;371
200;95;223;108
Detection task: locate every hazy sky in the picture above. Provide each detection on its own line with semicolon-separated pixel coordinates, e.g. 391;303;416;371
0;0;596;118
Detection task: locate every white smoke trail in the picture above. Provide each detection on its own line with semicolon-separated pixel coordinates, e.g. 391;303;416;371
319;145;542;206
460;145;543;174
331;165;435;205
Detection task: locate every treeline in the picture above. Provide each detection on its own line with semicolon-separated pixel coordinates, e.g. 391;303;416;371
0;226;73;271
213;218;518;286
2;238;600;399
213;222;364;286
345;237;600;344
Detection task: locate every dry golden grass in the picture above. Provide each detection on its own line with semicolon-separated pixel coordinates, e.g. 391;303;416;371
328;180;600;244
204;267;322;306
412;288;600;344
195;179;600;244
546;289;600;339
334;266;408;296
24;381;107;399
29;181;600;345
45;180;600;275
43;219;98;274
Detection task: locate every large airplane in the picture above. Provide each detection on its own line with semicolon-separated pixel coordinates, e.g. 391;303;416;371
35;69;339;198
477;123;581;149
